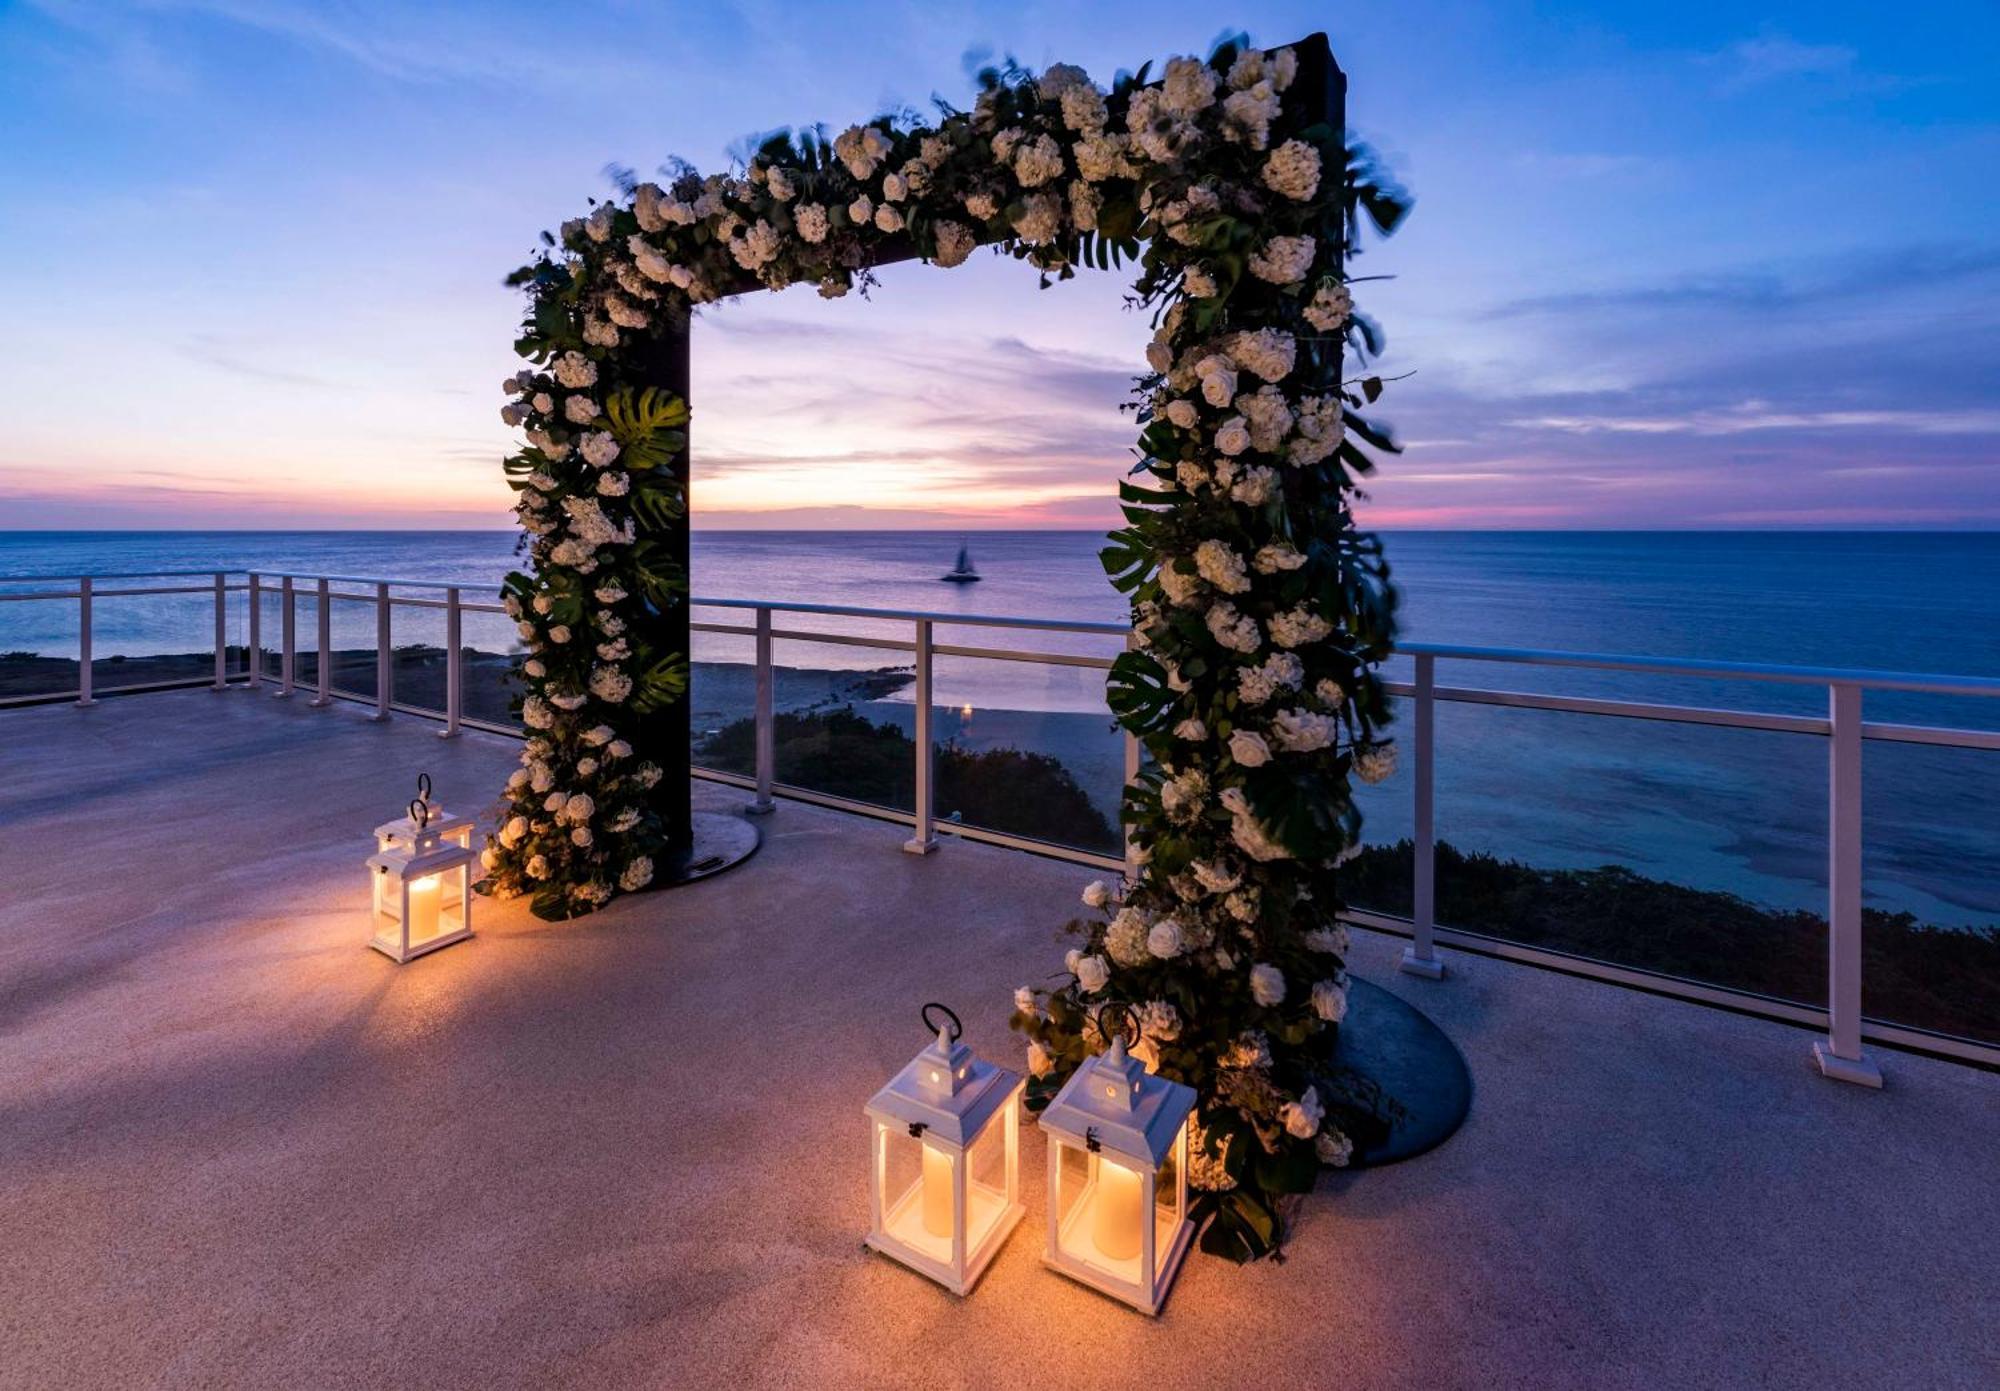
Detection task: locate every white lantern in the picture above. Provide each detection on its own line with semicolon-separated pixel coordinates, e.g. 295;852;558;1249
1039;1012;1197;1315
366;799;475;963
864;1003;1025;1296
373;773;472;854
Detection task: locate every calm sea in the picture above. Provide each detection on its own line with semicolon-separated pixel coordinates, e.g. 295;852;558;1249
4;529;1996;925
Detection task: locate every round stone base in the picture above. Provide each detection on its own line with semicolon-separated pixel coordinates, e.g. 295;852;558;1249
1330;978;1472;1167
658;811;762;886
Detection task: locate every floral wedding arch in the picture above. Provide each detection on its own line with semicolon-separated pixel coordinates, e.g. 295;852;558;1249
484;32;1409;1259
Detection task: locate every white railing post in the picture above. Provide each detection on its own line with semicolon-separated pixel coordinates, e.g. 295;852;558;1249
310;578;332;707
1815;682;1881;1086
1123;631;1141;879
276;576;296;697
1401;651;1446;978
212;572;228;690
748;606;776;814
371;582;392;722
439;586;462;738
76;576;95;707
903;618;938;854
246;572;263;689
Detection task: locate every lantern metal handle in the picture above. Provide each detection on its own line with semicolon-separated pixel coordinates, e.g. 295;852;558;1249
409;798;431;830
416;772;434;806
1097;1001;1139;1049
920;1002;962;1042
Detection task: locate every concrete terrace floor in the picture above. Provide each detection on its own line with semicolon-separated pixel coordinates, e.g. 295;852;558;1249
1;689;1995;1391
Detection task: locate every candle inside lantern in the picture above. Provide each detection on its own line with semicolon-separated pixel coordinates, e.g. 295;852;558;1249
1092;1154;1143;1262
407;873;442;940
921;1142;954;1238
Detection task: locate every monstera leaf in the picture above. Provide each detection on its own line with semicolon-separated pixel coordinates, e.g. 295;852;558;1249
628;538;687;610
602;387;690;473
630;653;690;714
1105;647;1176;734
628;475;687;534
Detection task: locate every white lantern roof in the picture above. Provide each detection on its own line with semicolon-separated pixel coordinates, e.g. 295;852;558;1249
374;806;472;845
1040;1035;1196;1167
368;829;476;883
375;776;470;845
866;1011;1021;1148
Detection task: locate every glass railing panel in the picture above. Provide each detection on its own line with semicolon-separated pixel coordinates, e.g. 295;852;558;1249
460;604;522;728
0;590;80;700
1344;700;1831;1007
700;635;917;811
90;584;218;692
925;651;1123;857
325;592;380;701
688;622;756;765
388;597;448;717
1863;740;2000;1045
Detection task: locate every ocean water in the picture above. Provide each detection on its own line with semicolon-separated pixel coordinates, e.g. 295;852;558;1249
4;529;1997;926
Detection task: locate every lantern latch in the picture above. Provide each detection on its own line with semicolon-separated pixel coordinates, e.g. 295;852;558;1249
1084;1126;1101;1153
907;1121;927;1139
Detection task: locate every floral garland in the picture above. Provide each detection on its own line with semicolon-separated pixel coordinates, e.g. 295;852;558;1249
484;36;1408;1256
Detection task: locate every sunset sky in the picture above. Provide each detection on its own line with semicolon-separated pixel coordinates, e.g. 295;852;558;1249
3;0;1995;530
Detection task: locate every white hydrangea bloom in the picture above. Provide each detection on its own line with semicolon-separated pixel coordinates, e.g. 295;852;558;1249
1272;707;1336;753
1317;1128;1354;1167
1205;603;1261;653
1270;605;1333;648
794;203;829;243
1014;133;1066;188
564;395;600;425
554;351;597;389
578;431;620;468
1248;234;1317;285
620;857;654;891
933;221;977;268
1157;560;1203;607
1162;55;1218;115
1355;744;1398;784
1193;540;1251;594
1232;467;1277;506
1304;281;1353;331
1261;139;1322;200
1105;908;1150;967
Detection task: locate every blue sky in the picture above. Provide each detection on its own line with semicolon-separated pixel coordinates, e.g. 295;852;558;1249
1;0;1995;528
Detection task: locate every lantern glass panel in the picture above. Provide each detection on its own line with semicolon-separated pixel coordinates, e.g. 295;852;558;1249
1153;1131;1184;1278
964;1107;1010;1254
1054;1143;1149;1285
876;1121;959;1264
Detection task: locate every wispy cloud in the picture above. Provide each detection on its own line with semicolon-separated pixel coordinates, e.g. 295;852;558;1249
1711;31;1857;92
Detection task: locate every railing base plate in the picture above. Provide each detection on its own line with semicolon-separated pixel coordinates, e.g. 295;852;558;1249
1813;1040;1884;1088
1399;946;1447;979
902;836;939;856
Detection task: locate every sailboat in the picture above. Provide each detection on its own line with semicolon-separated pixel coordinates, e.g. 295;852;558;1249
939;540;982;584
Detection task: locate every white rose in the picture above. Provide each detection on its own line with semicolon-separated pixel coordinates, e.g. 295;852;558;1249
1014;986;1036;1015
1311;978;1349;1023
1250;963;1286;1006
1081;880;1111;909
1229;730;1272;767
1280;1085;1324;1139
1075;954;1111;994
1146;919;1184;959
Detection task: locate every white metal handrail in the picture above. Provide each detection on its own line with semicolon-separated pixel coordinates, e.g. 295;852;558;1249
7;569;1998;1078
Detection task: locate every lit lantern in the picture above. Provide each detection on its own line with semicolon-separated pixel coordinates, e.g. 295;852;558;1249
864;1003;1025;1295
1039;1007;1197;1315
367;798;475;963
373;773;472;854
